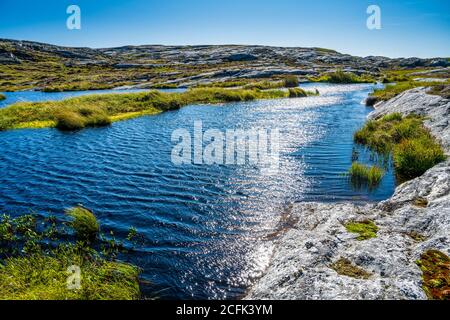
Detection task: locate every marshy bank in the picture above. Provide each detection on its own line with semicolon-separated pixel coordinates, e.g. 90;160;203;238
0;87;318;131
0;207;141;300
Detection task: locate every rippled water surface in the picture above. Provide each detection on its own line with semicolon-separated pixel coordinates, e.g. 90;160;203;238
0;83;395;299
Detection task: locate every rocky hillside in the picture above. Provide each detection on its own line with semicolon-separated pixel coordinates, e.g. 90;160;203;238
1;38;449;91
246;87;450;300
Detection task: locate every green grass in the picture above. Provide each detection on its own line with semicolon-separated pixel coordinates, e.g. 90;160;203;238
348;162;385;187
311;70;375;84
0;87;289;131
244;80;284;90
416;250;450;300
0;210;141;300
393;136;446;180
0;93;5;101
196;80;250;88
370;81;450;102
354;113;446;180
0;247;140;300
344;220;379;241
288;88;307;97
66;207;100;242
282;75;299;88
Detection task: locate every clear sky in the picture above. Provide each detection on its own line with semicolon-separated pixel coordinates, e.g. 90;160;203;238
0;0;449;58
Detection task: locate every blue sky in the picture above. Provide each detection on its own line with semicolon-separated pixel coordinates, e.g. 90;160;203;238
0;0;449;58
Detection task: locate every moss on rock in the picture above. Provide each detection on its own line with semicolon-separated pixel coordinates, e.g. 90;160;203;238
330;258;372;279
345;220;378;241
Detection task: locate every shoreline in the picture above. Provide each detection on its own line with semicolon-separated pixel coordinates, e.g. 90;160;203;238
246;87;450;300
0;87;306;131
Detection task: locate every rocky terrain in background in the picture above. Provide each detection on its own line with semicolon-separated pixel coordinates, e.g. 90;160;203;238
246;87;450;300
1;38;449;90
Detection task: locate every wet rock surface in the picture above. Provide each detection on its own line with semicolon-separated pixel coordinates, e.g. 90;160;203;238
246;89;450;300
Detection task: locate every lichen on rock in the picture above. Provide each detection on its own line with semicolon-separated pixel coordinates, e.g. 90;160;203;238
416;250;450;300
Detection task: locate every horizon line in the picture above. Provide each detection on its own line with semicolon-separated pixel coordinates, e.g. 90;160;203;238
2;37;449;60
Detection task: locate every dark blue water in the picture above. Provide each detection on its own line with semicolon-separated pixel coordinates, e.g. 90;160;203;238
0;83;395;299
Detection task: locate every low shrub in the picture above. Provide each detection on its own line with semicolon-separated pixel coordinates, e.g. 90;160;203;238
0;93;5;101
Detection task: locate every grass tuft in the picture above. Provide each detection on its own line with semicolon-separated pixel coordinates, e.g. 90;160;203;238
413;197;428;208
288;88;307;98
0;93;5;101
354;114;446;180
348;162;384;187
283;75;299;88
344;220;379;241
312;70;375;84
393;137;446;180
65;207;100;242
371;81;450;102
